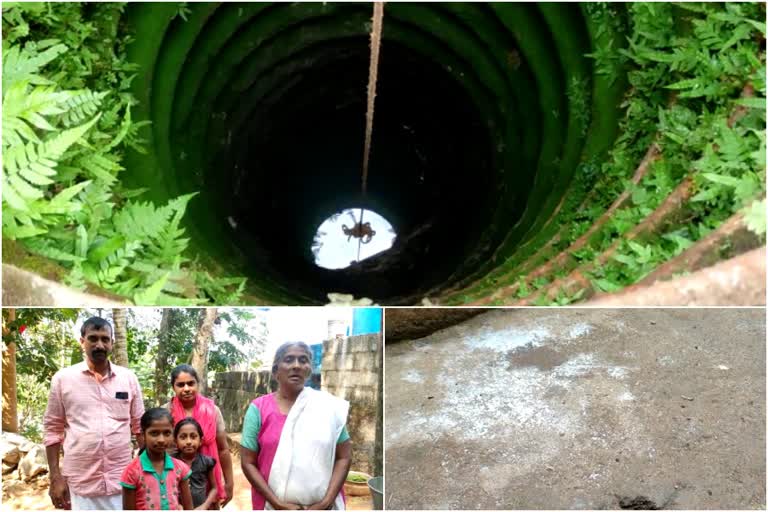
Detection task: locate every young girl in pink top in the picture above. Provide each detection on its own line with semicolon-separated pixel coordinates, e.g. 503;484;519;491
121;408;193;510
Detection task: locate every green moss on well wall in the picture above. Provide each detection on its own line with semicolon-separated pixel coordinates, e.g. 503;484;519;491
120;2;628;304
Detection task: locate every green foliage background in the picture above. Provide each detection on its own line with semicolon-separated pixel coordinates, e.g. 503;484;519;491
3;308;265;441
2;3;766;306
1;2;246;305
453;2;766;305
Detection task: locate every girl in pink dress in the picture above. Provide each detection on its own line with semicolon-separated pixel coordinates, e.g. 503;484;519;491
121;408;193;510
240;342;352;510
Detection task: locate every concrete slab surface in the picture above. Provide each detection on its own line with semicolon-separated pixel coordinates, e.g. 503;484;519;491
385;308;765;509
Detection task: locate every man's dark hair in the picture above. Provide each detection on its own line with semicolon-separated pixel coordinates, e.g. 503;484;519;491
80;316;113;337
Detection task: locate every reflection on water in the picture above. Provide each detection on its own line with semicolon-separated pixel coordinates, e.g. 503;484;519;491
312;208;396;269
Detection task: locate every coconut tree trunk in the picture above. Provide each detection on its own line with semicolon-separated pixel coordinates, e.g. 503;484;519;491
112;309;129;367
2;309;18;433
190;309;217;395
154;309;173;405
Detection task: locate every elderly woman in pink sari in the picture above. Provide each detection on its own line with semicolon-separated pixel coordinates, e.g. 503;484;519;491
241;342;352;510
162;364;234;508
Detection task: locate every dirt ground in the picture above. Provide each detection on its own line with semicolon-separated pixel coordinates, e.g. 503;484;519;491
385;308;766;510
4;451;374;511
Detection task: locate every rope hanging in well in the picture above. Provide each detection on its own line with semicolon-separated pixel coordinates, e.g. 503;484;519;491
352;1;384;262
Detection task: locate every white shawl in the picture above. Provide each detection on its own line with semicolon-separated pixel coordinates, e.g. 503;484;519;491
267;387;350;510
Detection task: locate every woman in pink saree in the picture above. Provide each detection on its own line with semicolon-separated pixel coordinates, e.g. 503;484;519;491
163;364;234;508
241;342;352;510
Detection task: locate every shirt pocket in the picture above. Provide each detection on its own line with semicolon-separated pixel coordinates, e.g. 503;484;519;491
108;393;131;420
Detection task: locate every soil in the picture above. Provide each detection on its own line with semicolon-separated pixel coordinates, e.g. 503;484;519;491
385;308;766;509
3;451;374;511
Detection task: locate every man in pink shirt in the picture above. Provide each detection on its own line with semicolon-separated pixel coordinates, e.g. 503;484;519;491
43;316;145;510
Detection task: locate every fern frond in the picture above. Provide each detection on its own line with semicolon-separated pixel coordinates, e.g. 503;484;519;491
74;181;115;236
104;104;134;151
76;152;123;183
2;81;72;147
64;261;87;290
2;114;100;212
40;181;92;215
2;214;48;239
2;43;68;92
132;272;170;305
110;277;142;298
24;236;83;262
83;239;142;286
112;193;196;242
145;193;197;263
112;200;173;240
194;270;247;304
2;117;41;147
3;81;68;123
60;90;109;127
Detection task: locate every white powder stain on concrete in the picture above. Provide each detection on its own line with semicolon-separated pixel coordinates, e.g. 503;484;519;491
618;391;635;401
552;353;630;380
386;313;651;491
402;369;424;383
464;325;551;352
567;323;593;339
606;366;629;379
553;353;599;378
388;349;634;446
410;361;577;442
387;410;429;443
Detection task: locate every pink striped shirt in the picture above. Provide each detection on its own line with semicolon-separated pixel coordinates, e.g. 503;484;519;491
43;361;145;497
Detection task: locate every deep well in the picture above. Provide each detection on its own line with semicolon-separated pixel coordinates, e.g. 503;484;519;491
119;2;623;304
117;2;761;305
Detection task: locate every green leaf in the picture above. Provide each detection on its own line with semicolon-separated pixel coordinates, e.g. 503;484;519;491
592;278;622;293
745;19;766;35
2;43;68;92
631;186;649;205
87;235;126;263
734;97;767;110
4;218;48;238
119;187;149;199
1;182;29;210
76;224;89;259
50;180;92;205
665;78;702;90
8;172;44;199
24;237;83;262
700;173;742;188
133;272;170;305
612;254;636;266
743;198;766;236
19;167;54;185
